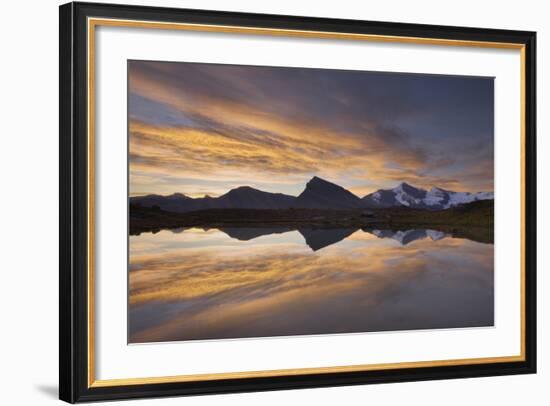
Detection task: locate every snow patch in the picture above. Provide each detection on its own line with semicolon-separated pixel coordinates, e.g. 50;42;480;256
366;182;493;209
426;230;446;241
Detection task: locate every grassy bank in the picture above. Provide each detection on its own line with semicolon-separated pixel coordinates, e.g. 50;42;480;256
129;200;493;243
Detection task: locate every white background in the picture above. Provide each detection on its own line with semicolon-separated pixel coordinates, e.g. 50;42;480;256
96;24;521;380
0;0;547;405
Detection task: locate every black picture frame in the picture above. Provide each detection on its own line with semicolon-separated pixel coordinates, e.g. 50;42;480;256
60;1;537;403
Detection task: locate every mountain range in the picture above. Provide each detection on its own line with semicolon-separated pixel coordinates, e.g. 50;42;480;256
130;176;493;213
168;226;458;250
361;182;494;210
370;229;447;245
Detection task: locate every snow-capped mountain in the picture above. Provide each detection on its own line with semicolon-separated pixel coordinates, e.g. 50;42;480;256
362;182;493;210
130;178;494;213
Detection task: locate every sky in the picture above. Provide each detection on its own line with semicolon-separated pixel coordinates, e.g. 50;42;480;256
128;60;494;198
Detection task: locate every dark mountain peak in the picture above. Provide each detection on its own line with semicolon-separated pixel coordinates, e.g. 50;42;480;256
168;192;190;199
305;176;347;192
223;186;258;196
307;176;332;187
223;186;294;199
295;176;363;209
217;186;295;210
131;192;189;202
233;185;255;191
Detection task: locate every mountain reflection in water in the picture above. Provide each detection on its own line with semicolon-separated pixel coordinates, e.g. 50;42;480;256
129;227;494;343
171;226;454;250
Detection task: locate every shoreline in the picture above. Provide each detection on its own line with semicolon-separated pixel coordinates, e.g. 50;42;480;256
129;201;494;243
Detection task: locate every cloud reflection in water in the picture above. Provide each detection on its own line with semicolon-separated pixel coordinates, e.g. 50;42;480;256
129;228;493;343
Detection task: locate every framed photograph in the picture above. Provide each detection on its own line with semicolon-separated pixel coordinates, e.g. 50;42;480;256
59;2;536;403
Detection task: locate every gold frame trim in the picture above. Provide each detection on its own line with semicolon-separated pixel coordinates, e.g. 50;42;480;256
87;17;527;388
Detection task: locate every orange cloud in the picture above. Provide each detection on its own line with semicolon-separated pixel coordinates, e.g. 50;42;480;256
128;61;493;197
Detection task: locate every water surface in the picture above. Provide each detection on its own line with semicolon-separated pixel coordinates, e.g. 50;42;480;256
129;227;493;343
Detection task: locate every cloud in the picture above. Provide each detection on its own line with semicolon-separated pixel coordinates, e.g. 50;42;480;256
128;60;494;196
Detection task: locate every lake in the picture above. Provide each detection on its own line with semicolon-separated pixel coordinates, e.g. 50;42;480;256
129;227;494;343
